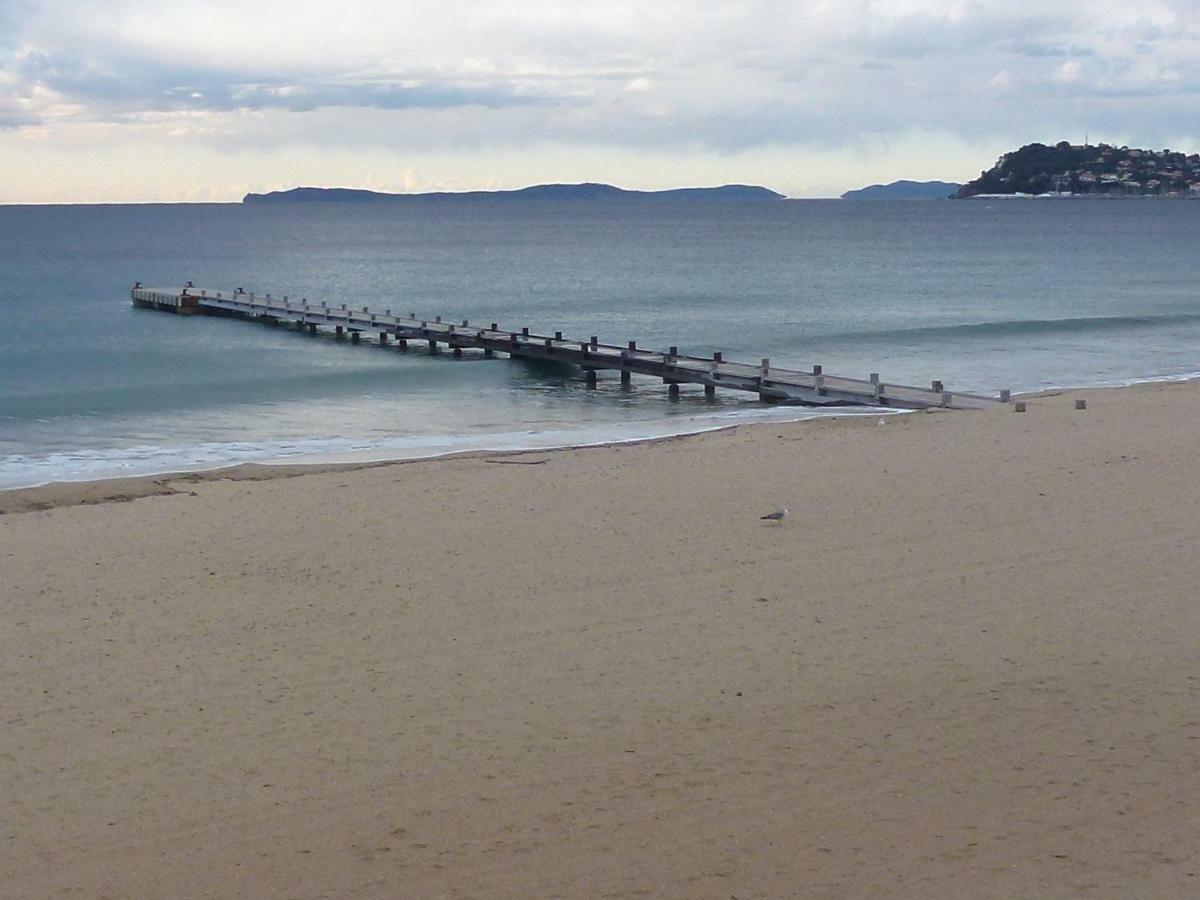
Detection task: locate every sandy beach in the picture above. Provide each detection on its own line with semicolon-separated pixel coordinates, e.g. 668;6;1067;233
2;381;1198;898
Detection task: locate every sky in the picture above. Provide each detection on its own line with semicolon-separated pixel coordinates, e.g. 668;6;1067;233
1;0;1198;202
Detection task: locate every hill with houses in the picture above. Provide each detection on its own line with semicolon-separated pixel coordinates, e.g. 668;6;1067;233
955;142;1200;198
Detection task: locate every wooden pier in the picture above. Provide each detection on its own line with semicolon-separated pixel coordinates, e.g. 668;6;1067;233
131;284;1006;410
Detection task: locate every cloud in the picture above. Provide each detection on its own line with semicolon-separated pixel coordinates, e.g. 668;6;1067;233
1;0;1199;198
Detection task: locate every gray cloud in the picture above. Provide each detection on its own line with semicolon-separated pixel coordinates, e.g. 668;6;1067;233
12;48;551;120
1;0;1198;160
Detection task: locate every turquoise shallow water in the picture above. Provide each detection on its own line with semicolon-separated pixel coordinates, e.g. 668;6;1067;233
2;198;1199;488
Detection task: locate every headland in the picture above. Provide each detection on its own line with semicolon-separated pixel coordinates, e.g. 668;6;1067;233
243;183;785;203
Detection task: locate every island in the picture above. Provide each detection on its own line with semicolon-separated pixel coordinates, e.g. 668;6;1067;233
243;183;786;203
955;142;1200;198
840;180;961;200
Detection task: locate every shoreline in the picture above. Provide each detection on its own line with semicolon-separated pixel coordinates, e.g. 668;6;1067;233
0;377;1152;516
0;406;895;512
4;376;1199;897
6;368;1197;502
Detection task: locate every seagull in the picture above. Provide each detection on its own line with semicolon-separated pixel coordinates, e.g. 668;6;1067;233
760;507;789;524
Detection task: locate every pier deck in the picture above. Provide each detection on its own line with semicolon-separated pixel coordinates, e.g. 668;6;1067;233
131;285;1005;410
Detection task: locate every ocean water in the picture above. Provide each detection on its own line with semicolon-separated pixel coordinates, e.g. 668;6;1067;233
2;198;1199;489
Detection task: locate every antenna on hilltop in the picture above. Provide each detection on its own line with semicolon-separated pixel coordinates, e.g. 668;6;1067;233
1085;128;1089;147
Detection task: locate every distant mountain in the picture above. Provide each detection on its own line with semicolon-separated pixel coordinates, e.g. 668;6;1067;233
243;183;786;203
841;180;961;200
954;142;1200;198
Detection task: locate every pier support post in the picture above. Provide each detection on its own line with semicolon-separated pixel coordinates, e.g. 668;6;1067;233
941;391;953;408
812;364;822;376
585;368;597;388
590;336;598;350
396;338;408;351
484;348;494;358
453;346;463;358
379;332;388;344
621;370;632;388
351;331;360;344
705;384;716;400
870;372;880;385
336;325;344;338
932;379;944;393
814;374;825;396
428;339;438;353
668;383;680;401
295;320;305;332
713;351;723;363
308;323;318;336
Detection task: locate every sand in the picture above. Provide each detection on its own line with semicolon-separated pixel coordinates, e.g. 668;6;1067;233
2;382;1198;898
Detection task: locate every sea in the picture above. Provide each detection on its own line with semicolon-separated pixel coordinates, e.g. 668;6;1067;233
2;198;1199;490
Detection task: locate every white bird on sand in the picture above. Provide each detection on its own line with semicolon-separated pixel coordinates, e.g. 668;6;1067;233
760;508;789;524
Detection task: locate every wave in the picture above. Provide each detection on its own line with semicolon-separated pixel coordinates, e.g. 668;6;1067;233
0;405;892;491
823;313;1200;345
